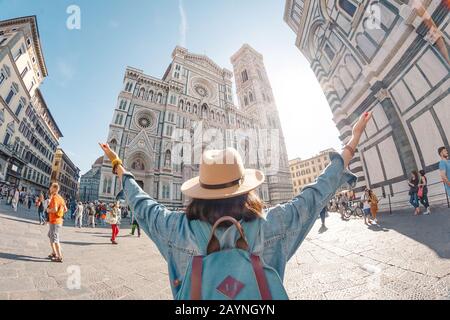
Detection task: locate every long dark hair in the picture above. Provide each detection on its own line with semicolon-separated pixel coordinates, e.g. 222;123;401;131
411;170;418;181
185;190;265;227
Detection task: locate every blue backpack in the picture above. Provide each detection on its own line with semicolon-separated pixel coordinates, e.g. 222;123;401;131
176;216;288;300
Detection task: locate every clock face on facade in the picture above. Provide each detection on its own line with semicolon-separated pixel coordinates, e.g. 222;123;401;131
194;85;208;97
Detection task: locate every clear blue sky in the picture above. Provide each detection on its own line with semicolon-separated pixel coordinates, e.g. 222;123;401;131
1;0;342;174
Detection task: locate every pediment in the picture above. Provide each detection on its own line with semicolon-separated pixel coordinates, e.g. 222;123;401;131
125;129;155;156
185;54;223;75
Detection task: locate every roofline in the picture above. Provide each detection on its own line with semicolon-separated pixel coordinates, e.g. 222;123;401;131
57;148;80;173
35;88;63;138
0;15;48;78
230;44;264;64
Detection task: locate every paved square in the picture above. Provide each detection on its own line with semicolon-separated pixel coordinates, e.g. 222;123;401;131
0;203;449;299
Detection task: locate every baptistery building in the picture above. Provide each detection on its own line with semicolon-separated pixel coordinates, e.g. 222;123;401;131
98;45;293;208
284;0;449;207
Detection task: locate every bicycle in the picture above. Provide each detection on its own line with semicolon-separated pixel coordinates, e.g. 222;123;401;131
344;201;363;218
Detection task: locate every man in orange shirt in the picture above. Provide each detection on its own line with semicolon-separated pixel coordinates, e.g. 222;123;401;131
46;183;67;263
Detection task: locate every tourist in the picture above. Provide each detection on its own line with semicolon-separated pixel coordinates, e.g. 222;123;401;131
130;208;141;237
339;192;349;220
108;202;121;244
88;202;96;228
24;193;29;210
37;193;46;225
99;111;371;300
438;147;450;197
319;206;327;232
368;189;379;224
27;194;32;210
418;170;431;215
408;170;420;215
362;188;372;225
12;188;20;212
43;195;50;224
74;201;84;228
46;183;67;263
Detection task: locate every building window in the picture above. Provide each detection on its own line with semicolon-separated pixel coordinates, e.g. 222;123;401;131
338;0;357;17
14;48;23;61
241;70;249;83
0;72;5;85
163;184;171;199
15;102;23;116
290;0;303;26
324;44;335;61
164;150;171;167
5;90;15;105
244;96;248;106
27;80;35;92
3;132;11;145
20;66;28;78
249;91;254;102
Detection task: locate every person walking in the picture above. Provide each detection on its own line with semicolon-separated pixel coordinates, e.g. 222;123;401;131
408;171;420;215
100;203;107;227
37;193;46;225
43;195;50;224
27;194;32;210
130;208;141;237
438;147;450;197
362;188;372;225
99;111;371;300
418;170;431;215
12;188;20;212
319;206;327;232
368;189;379;224
46;183;67;263
74;202;84;228
88;202;96;228
339;192;349;220
108;202;121;244
24;193;29;211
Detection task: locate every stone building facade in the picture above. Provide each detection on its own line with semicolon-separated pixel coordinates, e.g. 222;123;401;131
289;148;335;193
79;156;102;202
284;0;449;206
0;16;62;195
50;148;80;200
98;45;293;208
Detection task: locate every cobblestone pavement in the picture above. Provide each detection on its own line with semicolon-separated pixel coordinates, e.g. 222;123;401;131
0;202;449;300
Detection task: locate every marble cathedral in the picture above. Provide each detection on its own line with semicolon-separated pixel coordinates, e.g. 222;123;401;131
98;45;293;208
284;0;449;207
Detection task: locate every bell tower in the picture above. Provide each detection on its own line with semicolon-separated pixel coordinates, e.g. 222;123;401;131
231;44;293;204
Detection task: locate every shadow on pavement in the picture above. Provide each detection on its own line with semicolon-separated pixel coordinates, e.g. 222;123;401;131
61;241;110;246
0;216;40;226
377;206;450;259
0;252;49;263
367;224;389;232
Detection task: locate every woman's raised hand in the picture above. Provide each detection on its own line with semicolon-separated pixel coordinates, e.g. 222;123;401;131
99;143;118;162
352;111;373;138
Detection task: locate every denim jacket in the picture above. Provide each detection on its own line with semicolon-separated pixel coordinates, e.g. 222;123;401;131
120;152;356;298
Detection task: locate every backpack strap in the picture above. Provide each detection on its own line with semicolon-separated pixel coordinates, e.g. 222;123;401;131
191;256;203;300
250;254;272;300
190;218;263;255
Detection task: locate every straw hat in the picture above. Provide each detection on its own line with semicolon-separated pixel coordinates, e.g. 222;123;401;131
181;148;265;200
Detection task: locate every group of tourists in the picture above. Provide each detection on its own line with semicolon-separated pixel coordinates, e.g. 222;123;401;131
0;187;37;212
70;200;138;244
407;146;450;215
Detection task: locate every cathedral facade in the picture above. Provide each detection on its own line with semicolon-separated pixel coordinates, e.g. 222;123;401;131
284;0;449;208
98;45;293;208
